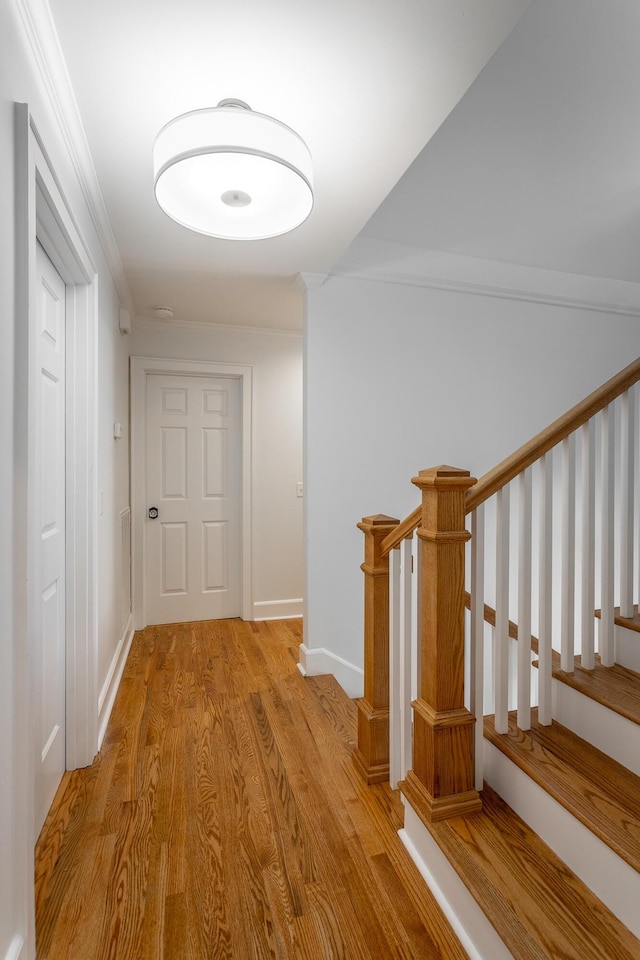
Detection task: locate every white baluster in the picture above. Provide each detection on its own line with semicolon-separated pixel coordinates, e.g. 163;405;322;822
581;420;596;669
620;389;635;618
471;505;485;791
411;536;420;705
517;468;532;730
495;485;510;734
400;536;413;781
538;452;553;725
389;546;402;787
561;435;576;673
600;403;615;666
636;386;640;612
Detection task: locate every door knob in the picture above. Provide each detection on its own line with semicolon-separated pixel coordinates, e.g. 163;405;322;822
148;507;159;519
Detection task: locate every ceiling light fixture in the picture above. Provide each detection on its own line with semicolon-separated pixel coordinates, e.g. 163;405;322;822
153;99;313;241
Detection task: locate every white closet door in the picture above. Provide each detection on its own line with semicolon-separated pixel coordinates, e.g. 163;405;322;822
34;242;66;836
145;374;241;624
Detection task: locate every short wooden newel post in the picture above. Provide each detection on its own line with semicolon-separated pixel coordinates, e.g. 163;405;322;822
353;513;399;784
399;466;482;822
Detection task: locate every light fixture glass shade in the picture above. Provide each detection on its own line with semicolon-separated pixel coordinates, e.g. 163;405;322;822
153;102;313;240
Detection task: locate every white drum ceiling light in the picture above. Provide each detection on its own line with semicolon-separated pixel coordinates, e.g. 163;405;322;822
153;99;313;240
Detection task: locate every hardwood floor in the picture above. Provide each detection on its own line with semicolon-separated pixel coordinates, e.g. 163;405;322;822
35;619;466;959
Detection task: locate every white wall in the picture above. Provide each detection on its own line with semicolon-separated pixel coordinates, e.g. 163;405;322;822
0;2;130;955
130;320;303;619
304;273;640;695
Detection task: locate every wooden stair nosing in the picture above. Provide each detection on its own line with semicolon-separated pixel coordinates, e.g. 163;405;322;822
596;605;640;633
549;651;640;726
484;710;640;874
424;784;640;960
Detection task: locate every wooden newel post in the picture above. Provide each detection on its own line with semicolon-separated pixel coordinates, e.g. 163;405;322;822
399;466;482;822
353;514;400;784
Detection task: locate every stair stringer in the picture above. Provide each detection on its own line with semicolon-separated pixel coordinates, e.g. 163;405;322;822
399;799;516;960
482;737;640;939
551;677;640;777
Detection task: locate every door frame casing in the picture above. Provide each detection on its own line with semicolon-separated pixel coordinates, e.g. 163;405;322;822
14;103;99;951
131;356;253;627
16;106;99;774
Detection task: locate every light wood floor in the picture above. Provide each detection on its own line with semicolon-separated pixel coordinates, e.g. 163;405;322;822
35;618;467;959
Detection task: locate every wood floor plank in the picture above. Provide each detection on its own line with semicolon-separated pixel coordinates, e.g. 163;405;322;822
36;618;466;960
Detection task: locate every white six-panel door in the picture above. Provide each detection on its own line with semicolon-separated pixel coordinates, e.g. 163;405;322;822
34;242;66;836
145;374;241;624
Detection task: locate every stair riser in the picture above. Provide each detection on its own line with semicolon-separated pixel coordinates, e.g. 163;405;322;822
483;739;640;940
552;678;640;776
615;623;640;674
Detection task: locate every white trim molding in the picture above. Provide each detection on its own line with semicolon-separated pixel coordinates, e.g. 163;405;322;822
130;356;253;628
252;599;303;621
334;238;640;319
133;315;302;341
15;102;99;960
4;935;25;960
13;0;135;317
97;614;134;748
18;106;100;767
297;644;363;699
293;272;328;293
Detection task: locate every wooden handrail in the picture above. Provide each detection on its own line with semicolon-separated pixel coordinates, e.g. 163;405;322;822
381;357;640;551
466;356;640;513
381;505;421;556
464;592;539;656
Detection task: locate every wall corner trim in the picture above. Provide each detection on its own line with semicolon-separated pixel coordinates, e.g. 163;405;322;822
293;272;328;293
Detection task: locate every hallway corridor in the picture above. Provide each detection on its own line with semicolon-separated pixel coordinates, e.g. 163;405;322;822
35;618;465;959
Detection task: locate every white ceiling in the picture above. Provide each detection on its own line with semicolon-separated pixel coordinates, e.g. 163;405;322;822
47;0;533;330
360;0;640;286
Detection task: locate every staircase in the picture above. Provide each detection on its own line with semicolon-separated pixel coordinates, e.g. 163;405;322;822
354;359;640;959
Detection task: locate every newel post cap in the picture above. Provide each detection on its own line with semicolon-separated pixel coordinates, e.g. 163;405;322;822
412;465;477;491
359;514;400;526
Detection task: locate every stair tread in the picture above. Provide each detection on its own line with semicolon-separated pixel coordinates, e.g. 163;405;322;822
484;709;640;873
596;604;640;634
550;650;640;725
426;783;640;960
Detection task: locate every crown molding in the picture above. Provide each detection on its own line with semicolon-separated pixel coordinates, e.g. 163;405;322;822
333;239;640;319
14;0;135;315
338;267;640;319
133;315;302;340
293;272;329;293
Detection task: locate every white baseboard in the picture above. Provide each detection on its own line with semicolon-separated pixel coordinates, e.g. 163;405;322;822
483;738;640;939
97;615;135;748
400;802;515;960
4;935;24;960
297;643;363;698
251;598;303;620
